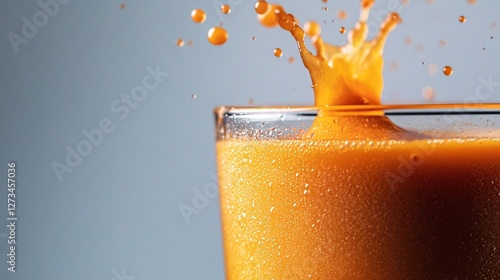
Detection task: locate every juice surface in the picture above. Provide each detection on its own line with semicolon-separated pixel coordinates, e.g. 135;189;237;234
217;137;500;279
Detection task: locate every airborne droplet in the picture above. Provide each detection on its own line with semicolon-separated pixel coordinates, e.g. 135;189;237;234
459;15;466;23
191;9;206;23
221;4;231;14
274;48;283;57
339;26;346;34
254;1;269;15
443;66;453;76
176;38;185;47
208;27;228;45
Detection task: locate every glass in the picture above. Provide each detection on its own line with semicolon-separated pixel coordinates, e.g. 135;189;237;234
214;104;500;279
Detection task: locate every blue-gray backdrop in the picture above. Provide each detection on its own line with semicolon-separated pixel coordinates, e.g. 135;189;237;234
1;0;499;279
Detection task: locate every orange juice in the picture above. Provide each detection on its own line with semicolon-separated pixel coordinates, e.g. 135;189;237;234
216;115;500;278
212;0;500;278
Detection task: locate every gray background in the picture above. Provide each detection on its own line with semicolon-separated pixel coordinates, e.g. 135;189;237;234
0;0;499;279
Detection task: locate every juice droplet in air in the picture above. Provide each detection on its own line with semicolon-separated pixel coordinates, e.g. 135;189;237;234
339;26;346;34
191;9;206;23
119;3;126;10
459;15;466;23
257;3;281;27
443;66;453;76
288;56;295;63
252;36;256;40
254;1;269;15
421;86;435;101
337;10;347;20
221;4;231;14
428;64;438;75
274;48;283;58
304;21;321;37
274;0;401;106
208;27;228;45
176;38;185;47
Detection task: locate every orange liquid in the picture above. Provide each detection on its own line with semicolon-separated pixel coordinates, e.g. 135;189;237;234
213;0;500;278
217;137;500;279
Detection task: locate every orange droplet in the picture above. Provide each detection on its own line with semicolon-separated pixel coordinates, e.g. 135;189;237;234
322;0;328;2
274;48;283;57
337;10;347;20
400;0;409;5
339;26;346;34
389;62;398;72
187;40;193;47
191;9;206;23
404;37;413;46
176;38;185;47
467;0;477;4
438;40;446;47
421;86;435;101
119;3;126;10
254;1;269;15
428;64;438;75
258;4;282;27
459;15;466;23
208;27;228;45
304;21;321;37
288;56;295;63
221;4;231;14
443;66;453;76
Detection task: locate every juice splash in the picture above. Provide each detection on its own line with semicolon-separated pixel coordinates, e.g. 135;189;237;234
259;0;400;106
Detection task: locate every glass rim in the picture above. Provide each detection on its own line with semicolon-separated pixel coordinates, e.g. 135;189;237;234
214;103;500;116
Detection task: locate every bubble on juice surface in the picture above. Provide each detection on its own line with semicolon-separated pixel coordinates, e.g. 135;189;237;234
459;15;467;23
176;38;185;47
208;27;228;45
221;4;231;14
254;1;269;15
274;48;283;58
443;66;453;76
191;9;206;23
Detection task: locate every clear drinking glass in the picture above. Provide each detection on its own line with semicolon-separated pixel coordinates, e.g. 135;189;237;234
214;104;500;279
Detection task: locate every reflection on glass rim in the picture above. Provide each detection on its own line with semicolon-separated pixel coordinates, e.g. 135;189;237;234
214;103;500;116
